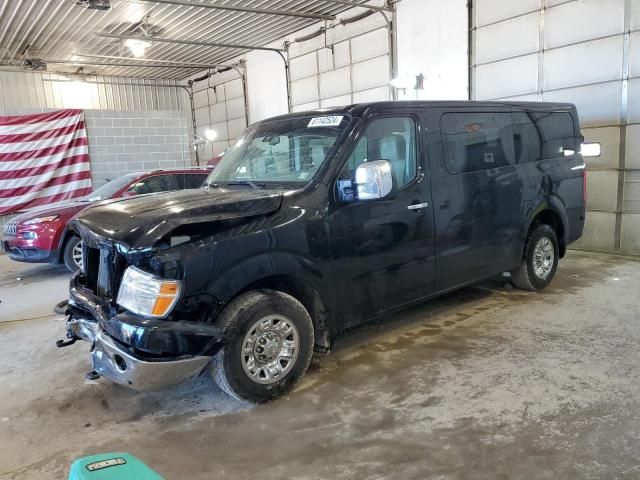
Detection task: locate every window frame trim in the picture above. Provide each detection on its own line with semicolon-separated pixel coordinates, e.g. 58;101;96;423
331;111;424;198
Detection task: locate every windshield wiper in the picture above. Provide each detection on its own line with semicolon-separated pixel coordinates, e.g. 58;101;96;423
224;180;265;189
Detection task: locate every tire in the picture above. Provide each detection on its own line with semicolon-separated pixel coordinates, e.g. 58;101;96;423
211;290;314;403
511;224;559;291
63;235;83;272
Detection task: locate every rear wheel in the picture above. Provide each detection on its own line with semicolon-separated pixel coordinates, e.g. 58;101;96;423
211;290;314;403
511;224;559;291
63;235;83;272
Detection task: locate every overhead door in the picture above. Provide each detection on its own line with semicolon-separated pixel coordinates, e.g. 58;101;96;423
288;18;393;112
471;0;639;254
192;74;248;161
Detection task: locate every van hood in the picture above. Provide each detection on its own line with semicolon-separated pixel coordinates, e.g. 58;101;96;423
70;187;284;250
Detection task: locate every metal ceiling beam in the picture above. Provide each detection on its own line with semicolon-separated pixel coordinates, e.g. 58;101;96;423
96;32;286;53
136;0;336;21
43;59;216;69
318;1;392;12
73;53;240;70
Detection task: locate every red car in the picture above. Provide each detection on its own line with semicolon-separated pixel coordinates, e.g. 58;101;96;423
1;169;209;272
206;148;228;169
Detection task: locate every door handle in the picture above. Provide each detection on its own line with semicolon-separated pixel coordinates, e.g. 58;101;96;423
440;200;449;209
407;202;429;211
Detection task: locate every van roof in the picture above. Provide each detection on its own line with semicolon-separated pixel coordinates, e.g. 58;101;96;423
259;100;577;125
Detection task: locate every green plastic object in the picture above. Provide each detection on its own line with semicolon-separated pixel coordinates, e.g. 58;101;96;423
68;452;163;480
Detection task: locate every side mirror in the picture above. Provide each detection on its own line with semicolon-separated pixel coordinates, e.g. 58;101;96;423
355;160;394;201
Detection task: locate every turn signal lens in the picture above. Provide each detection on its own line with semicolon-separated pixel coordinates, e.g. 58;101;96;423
117;266;181;318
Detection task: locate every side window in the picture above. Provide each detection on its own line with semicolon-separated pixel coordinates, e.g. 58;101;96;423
441;112;515;174
127;174;177;195
341;117;417;189
530;111;576;159
512;111;542;164
177;173;207;190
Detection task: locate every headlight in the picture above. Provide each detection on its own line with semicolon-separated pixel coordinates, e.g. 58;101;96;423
116;266;181;318
23;215;59;225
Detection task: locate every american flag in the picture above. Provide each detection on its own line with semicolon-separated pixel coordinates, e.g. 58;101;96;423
0;109;92;215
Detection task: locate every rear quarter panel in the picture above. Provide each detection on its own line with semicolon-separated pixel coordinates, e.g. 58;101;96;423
515;105;585;247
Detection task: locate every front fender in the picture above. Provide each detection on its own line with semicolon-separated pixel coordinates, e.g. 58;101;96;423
207;251;327;304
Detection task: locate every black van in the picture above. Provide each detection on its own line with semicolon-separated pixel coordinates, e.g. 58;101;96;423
62;101;586;402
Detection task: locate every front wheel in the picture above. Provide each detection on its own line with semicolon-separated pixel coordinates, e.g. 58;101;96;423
511;224;559;291
63;235;83;272
211;290;314;403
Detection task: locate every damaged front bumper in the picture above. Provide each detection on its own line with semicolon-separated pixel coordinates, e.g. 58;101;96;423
91;330;211;391
64;272;223;391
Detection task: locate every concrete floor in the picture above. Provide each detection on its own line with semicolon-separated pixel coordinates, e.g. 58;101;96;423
1;251;640;479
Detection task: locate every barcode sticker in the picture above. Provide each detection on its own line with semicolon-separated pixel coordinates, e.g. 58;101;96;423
307;116;344;127
86;457;127;471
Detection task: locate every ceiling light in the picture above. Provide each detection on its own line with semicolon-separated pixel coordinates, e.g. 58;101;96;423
124;39;152;58
204;129;218;142
580;142;601;157
391;74;425;90
390;77;410;89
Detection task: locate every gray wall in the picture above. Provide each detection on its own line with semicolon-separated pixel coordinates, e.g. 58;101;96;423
85;110;191;188
471;0;640;254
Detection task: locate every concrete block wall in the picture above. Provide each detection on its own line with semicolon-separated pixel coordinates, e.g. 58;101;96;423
84;110;192;188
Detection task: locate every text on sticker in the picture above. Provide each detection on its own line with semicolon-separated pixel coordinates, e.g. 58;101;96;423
308;116;344;127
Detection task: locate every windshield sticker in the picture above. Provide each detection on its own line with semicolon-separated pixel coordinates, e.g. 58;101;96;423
308;116;344;128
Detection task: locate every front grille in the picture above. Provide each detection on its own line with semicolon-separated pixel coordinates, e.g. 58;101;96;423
3;221;17;236
84;244;126;302
84;245;101;292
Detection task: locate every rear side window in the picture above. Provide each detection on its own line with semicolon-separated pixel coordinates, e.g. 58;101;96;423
441;112;514;174
176;173;207;189
530;111;576;159
512;112;542;164
127;174;177;194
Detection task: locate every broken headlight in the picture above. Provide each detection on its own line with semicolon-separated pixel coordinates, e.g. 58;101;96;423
116;266;181;318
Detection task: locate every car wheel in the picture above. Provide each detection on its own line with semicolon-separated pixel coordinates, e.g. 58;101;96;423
511;224;559;291
63;235;83;272
211;290;314;403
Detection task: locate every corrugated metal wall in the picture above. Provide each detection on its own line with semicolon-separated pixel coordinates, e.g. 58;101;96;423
471;0;640;254
0;70;186;113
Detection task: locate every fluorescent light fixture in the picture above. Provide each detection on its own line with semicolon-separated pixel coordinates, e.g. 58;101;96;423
124;38;152;58
581;142;601;157
204;128;218;141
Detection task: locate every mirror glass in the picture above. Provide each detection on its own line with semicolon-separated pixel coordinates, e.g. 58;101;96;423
355;160;393;201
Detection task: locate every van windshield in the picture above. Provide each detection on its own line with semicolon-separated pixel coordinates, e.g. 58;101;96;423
207;114;352;188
